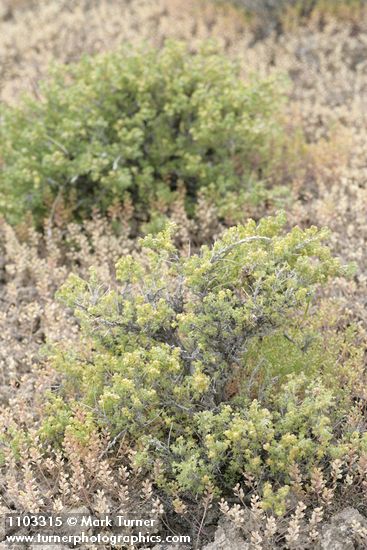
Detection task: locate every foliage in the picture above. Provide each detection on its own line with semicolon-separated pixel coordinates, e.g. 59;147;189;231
37;214;366;504
0;41;285;229
219;0;367;23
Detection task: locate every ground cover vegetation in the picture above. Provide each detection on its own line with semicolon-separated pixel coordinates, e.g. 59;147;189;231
0;1;367;549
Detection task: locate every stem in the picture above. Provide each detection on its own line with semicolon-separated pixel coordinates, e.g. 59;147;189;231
210;236;271;264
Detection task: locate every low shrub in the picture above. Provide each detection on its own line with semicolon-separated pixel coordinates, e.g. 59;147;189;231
36;213;366;505
214;0;367;32
0;41;286;230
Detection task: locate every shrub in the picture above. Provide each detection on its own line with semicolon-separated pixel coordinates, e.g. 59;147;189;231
0;41;286;229
219;0;367;20
38;213;366;503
